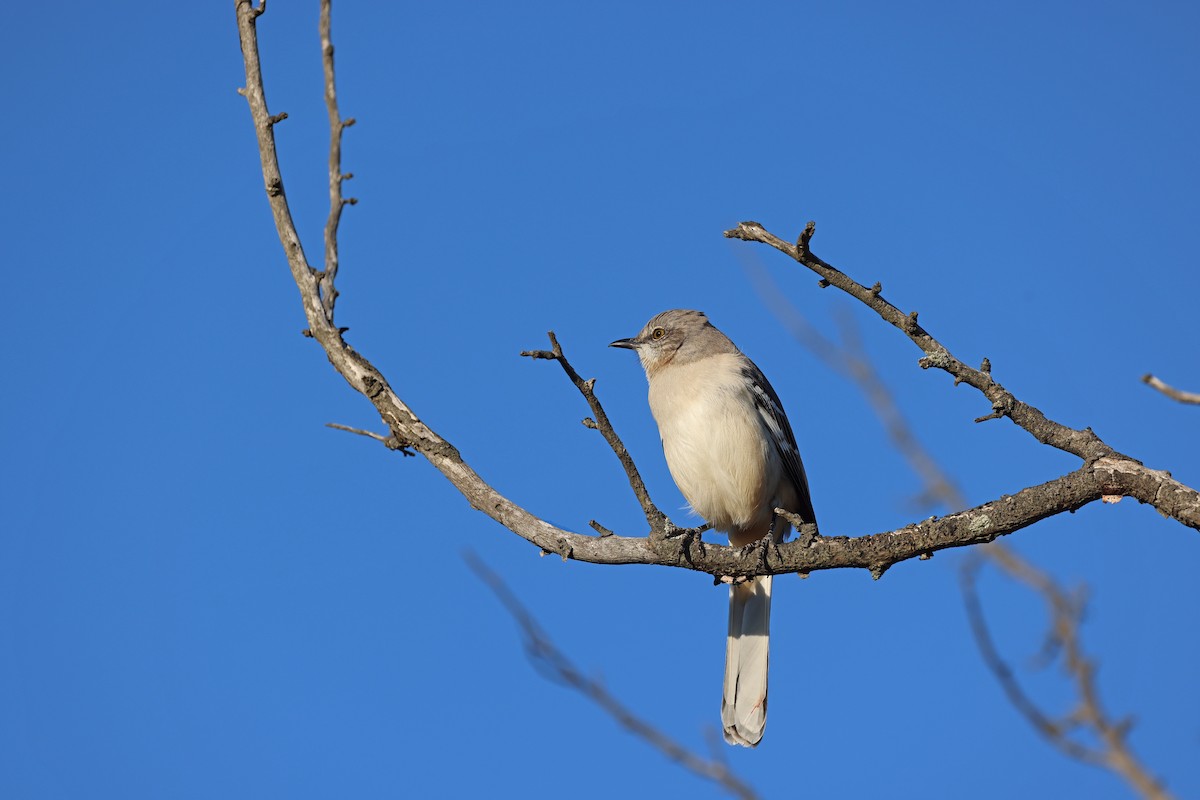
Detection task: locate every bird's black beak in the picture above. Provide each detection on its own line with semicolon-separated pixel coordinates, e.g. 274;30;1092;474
609;337;638;350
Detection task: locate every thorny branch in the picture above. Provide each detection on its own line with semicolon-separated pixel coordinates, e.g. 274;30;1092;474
747;259;1171;799
464;551;759;800
1141;374;1200;405
235;5;1200;579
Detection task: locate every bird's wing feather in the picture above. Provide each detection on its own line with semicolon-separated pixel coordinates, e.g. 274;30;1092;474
742;360;817;529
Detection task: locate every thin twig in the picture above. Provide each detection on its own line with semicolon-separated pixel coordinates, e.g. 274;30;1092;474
1141;374;1200;405
326;421;389;442
326;422;415;455
463;550;759;800
522;331;670;534
319;0;354;320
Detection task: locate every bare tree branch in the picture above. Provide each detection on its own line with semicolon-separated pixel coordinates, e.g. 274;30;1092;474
1141;374;1200;405
235;4;1200;585
746;261;1173;798
464;551;760;800
725;221;1114;460
318;0;355;320
238;7;1191;793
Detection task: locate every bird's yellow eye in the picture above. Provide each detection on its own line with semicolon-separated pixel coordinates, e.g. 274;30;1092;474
651;328;666;339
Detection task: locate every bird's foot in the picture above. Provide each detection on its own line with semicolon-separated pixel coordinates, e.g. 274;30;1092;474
663;522;710;540
715;535;778;585
743;533;781;571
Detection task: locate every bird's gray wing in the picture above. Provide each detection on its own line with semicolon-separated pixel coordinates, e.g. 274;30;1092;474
742;360;817;528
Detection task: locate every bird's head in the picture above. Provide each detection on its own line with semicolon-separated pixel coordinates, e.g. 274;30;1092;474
610;309;733;375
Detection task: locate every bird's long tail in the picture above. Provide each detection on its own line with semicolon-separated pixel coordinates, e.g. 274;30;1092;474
722;575;772;747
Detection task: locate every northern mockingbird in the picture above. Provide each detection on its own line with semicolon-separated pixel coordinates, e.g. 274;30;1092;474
611;308;817;747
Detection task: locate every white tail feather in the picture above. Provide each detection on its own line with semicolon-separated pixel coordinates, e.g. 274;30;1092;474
722;575;772;747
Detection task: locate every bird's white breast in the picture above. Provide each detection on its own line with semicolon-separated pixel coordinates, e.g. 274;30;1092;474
647;353;780;533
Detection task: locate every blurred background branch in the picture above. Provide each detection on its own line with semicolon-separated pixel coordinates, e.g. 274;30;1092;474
464;551;760;800
744;252;1173;799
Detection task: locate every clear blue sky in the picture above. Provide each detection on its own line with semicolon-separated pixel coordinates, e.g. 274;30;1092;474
3;2;1198;798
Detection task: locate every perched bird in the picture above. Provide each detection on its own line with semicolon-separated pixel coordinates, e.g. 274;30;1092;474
611;309;816;747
